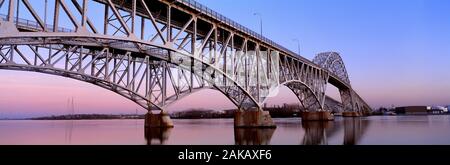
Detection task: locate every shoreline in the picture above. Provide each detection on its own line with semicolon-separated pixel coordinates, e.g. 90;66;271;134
2;114;450;121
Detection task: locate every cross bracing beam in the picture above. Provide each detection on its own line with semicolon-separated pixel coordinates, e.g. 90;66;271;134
0;0;371;113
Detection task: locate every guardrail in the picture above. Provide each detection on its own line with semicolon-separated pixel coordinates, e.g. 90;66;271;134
176;0;302;58
0;14;73;33
1;3;311;64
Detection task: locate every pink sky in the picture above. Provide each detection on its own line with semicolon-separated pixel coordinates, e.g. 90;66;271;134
0;70;319;118
0;68;449;118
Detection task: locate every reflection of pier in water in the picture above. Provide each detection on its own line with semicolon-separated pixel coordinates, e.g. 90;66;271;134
301;121;339;145
144;128;172;145
141;117;369;145
301;117;370;145
234;128;276;145
343;117;370;145
64;120;74;144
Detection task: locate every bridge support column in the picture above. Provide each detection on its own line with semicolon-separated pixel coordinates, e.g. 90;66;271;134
234;108;276;128
301;111;334;121
145;111;174;128
342;111;361;117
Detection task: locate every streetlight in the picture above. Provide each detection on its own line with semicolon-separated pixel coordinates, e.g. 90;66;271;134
253;12;263;37
44;0;48;26
292;39;301;55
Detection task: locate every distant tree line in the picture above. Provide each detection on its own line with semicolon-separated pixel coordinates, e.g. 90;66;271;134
30;101;346;120
30;114;143;120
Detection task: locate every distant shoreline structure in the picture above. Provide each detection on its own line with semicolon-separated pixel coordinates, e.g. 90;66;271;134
3;104;448;120
28;114;143;120
18;105;302;120
372;105;449;116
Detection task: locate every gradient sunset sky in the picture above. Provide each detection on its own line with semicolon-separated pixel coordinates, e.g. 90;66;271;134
1;0;449;118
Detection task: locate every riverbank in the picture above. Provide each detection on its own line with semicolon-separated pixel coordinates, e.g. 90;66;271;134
23;107;303;120
28;114;143;120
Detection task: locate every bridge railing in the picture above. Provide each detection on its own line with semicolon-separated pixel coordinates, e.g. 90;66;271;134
0;14;73;33
1;3;315;66
177;0;301;58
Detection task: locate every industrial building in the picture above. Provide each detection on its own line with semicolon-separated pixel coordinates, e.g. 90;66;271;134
395;106;448;115
395;106;428;115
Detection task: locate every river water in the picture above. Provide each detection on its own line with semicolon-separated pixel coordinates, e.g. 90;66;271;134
1;115;450;145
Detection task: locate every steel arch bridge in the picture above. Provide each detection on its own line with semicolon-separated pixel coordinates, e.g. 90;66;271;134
0;0;371;116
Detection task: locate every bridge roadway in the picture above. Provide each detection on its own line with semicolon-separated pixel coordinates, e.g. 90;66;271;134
0;0;371;128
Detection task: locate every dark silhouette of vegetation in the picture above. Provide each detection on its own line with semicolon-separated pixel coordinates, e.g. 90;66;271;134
29;114;143;120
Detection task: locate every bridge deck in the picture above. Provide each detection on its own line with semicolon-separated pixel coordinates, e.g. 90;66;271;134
165;0;317;66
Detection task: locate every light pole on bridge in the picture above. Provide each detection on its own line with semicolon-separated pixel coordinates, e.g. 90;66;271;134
292;38;301;55
44;0;48;26
253;12;263;37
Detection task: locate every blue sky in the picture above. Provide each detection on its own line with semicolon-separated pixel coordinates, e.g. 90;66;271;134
0;0;449;118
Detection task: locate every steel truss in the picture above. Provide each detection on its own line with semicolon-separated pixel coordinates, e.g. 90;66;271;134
313;52;371;112
0;0;371;112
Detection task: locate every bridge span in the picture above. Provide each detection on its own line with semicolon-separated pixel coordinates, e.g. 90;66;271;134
0;0;371;127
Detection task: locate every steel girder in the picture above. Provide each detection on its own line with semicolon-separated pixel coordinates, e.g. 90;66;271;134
313;52;351;85
278;52;328;111
0;0;265;111
0;0;370;112
0;40;259;111
313;52;371;112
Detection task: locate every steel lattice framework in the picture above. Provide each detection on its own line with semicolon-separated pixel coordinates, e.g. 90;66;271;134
312;52;371;112
313;52;350;85
0;0;371;113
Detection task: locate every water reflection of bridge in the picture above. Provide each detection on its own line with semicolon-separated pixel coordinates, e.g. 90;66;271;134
301;121;336;145
143;117;370;145
234;128;276;145
342;118;370;145
301;117;370;145
143;126;276;145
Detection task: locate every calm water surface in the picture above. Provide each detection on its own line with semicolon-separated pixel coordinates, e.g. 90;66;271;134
1;115;450;145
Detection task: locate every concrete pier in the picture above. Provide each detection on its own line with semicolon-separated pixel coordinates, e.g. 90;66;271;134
145;111;174;128
234;108;276;128
301;111;335;121
342;111;361;117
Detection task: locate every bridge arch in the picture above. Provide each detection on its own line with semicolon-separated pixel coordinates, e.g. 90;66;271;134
0;36;260;111
313;52;350;85
282;80;323;111
0;63;164;110
261;80;323;111
313;52;357;112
